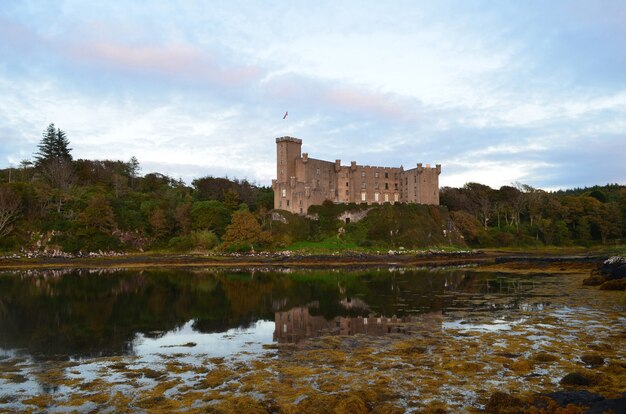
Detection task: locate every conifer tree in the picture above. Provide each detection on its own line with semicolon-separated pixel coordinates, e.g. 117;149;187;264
35;123;72;166
54;128;72;160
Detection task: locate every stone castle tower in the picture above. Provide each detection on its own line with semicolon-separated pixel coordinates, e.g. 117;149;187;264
271;136;441;215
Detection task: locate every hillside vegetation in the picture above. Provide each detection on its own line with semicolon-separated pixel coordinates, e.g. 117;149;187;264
0;124;624;254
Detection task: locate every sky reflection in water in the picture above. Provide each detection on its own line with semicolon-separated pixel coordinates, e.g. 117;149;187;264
0;266;561;360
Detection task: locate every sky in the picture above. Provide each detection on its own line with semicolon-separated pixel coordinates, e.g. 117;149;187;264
1;0;625;190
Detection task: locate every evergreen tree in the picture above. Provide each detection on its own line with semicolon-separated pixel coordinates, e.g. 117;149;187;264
35;123;72;166
35;123;57;166
54;128;72;160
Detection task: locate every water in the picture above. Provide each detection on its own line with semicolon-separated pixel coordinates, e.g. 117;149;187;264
0;267;461;358
0;266;623;412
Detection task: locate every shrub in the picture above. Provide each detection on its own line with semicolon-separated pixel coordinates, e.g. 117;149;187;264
168;230;219;251
190;230;219;250
54;231;123;253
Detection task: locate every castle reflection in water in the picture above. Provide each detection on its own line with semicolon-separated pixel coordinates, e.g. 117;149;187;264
274;302;442;343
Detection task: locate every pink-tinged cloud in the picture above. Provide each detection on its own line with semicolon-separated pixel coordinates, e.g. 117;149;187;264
69;41;263;87
324;87;410;120
264;74;420;122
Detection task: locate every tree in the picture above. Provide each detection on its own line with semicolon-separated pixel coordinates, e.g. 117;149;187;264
149;208;170;240
19;159;33;182
595;202;622;244
223;209;270;250
38;158;74;190
34;124;74;213
0;186;21;238
35;123;72;166
223;188;240;211
521;184;545;227
576;216;591;244
464;182;493;229
175;203;192;235
191;200;231;236
498;185;523;229
77;196;117;234
127;156;140;188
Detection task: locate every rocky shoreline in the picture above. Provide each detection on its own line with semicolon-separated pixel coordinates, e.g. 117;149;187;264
584;256;626;290
0;249;490;270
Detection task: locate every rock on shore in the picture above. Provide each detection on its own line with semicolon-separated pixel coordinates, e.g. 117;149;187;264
583;256;626;290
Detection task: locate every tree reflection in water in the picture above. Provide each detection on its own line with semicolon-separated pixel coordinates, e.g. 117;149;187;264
0;267;544;359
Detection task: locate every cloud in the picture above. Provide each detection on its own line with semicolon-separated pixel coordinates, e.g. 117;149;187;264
263;72;422;122
68;41;263;88
1;1;625;191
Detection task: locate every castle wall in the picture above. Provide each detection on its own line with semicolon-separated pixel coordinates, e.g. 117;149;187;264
350;164;403;204
403;163;441;205
272;136;441;215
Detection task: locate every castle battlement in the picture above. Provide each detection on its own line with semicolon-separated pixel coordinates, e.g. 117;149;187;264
272;137;441;215
358;165;402;171
276;136;302;144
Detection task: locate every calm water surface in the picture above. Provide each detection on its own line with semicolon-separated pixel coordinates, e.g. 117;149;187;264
0;266;623;412
1;267;555;359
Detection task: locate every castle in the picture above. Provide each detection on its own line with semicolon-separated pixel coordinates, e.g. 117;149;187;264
272;137;441;215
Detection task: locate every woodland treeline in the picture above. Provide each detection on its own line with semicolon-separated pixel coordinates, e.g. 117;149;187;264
0;124;624;252
0;124;273;252
441;183;625;247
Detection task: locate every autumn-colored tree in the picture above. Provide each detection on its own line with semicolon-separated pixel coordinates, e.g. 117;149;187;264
521;184;545;228
78;196;117;234
175;203;192;235
595;202;622;244
464;182;493;229
149;208;170;240
449;210;490;245
223;209;271;250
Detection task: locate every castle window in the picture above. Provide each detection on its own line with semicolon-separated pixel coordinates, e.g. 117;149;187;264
280;159;283;165
385;172;389;179
316;180;320;187
282;189;286;197
300;208;303;214
346;190;349;195
280;169;283;175
385;183;389;190
394;183;398;190
374;192;379;202
385;194;389;202
406;178;408;185
316;168;320;175
375;182;379;189
346;181;349;187
361;171;365;177
394;193;399;202
286;200;290;206
361;182;365;189
375;172;379;178
361;192;366;201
